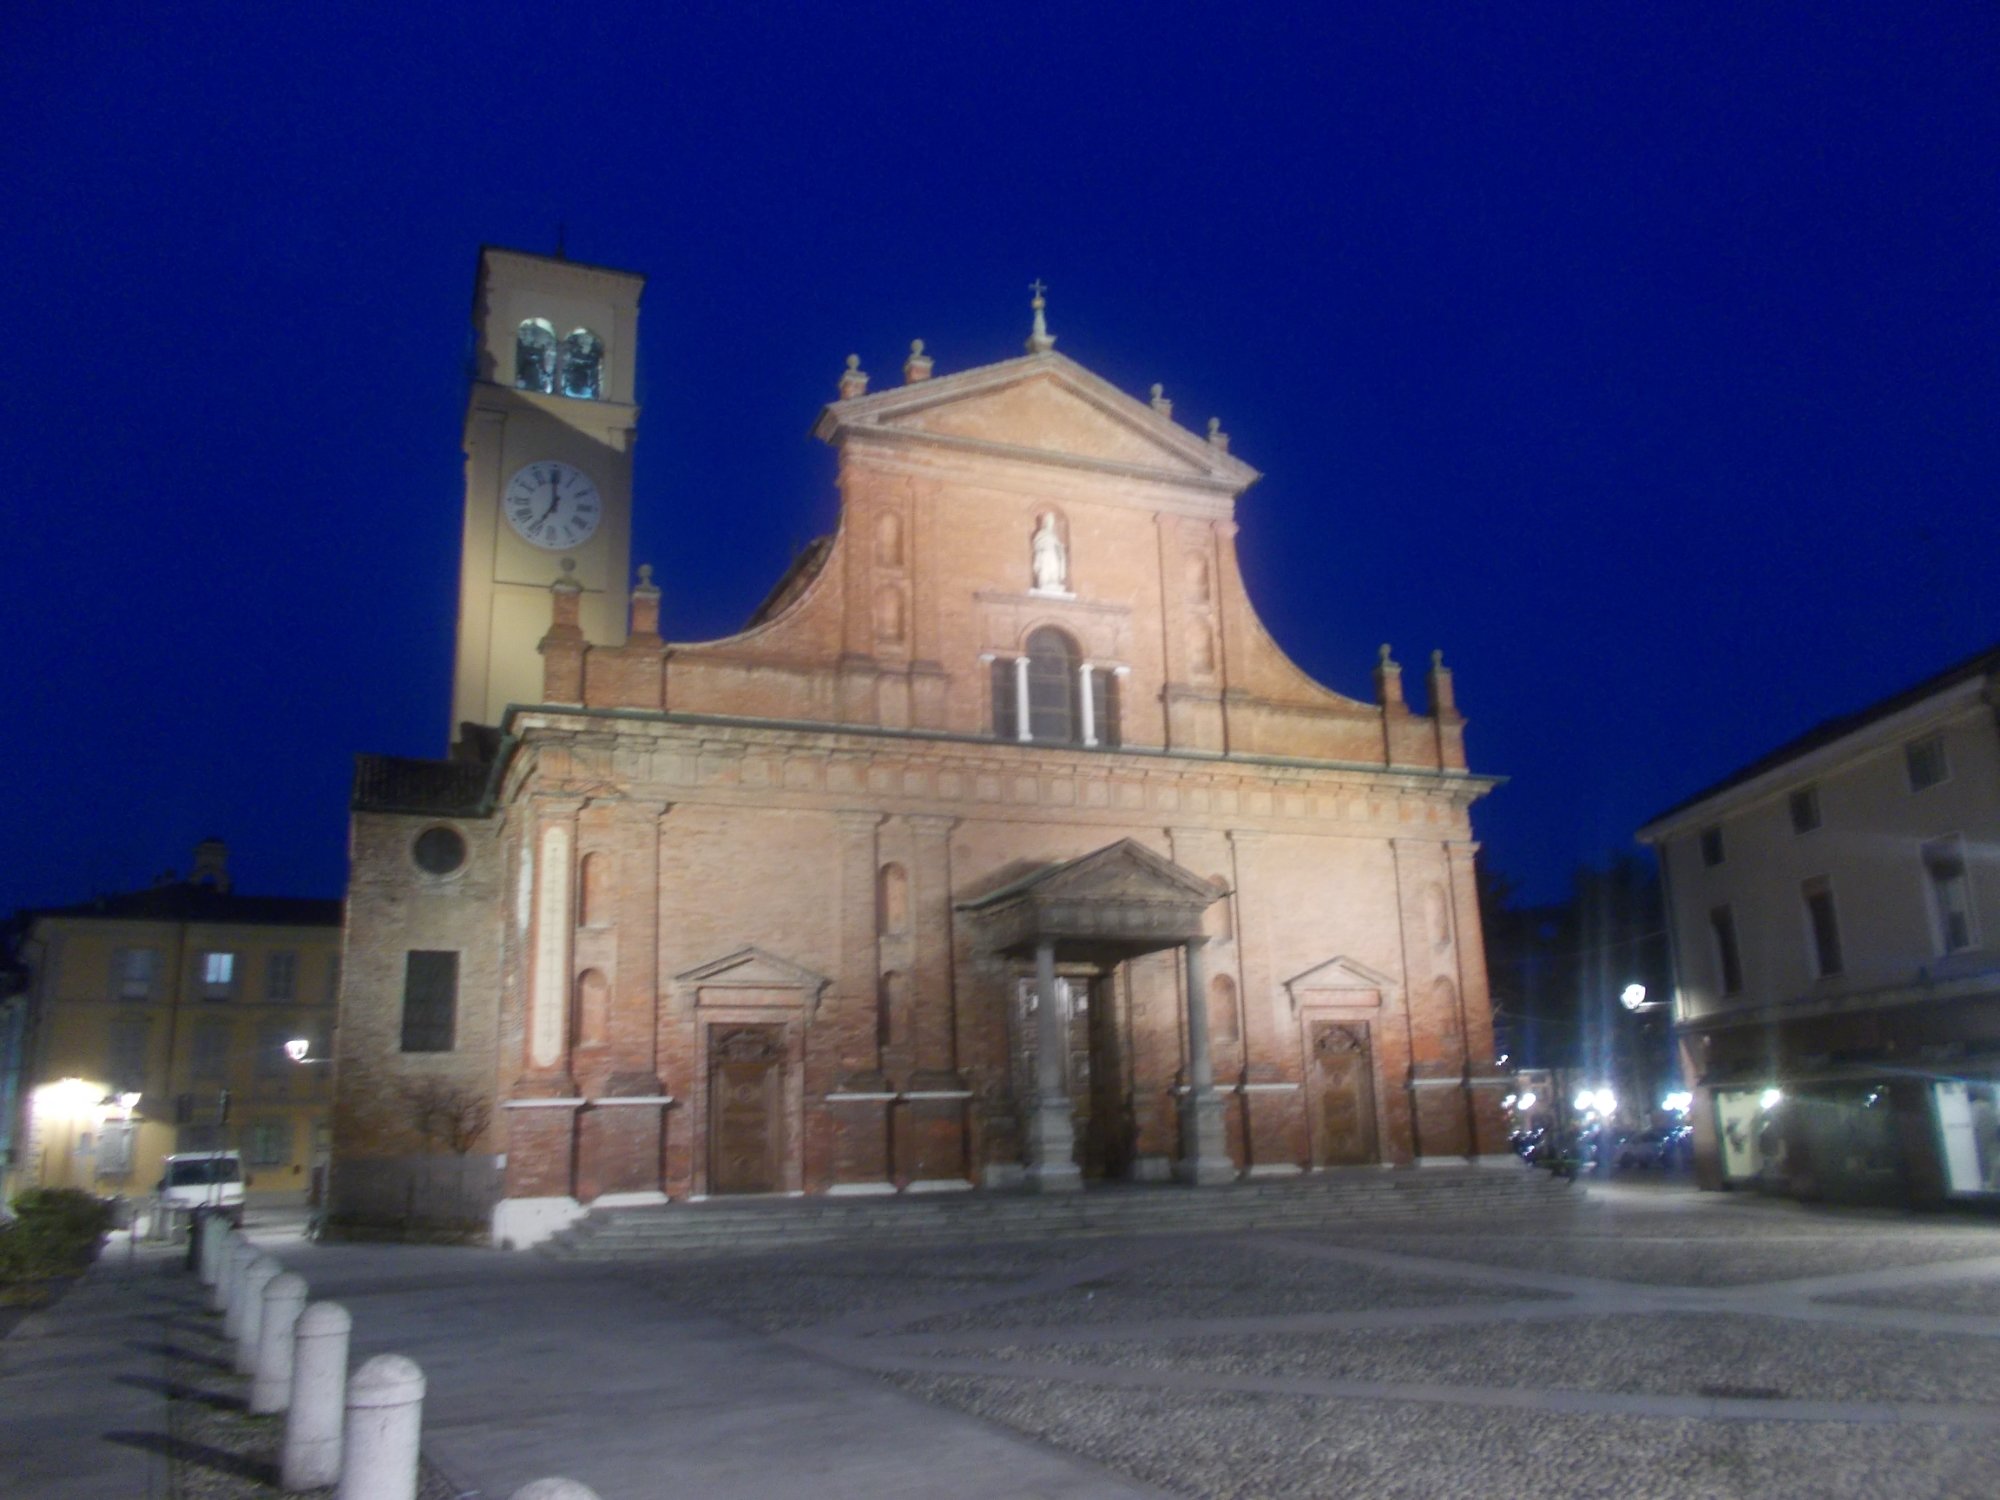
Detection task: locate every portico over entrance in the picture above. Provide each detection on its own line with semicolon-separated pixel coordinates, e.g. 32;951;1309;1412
959;839;1233;1191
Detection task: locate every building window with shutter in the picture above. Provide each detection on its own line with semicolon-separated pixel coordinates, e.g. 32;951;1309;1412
1907;733;1949;792
1803;877;1843;978
201;951;236;1000
400;951;458;1053
247;1119;293;1166
1923;837;1976;954
191;1020;231;1080
1788;786;1820;834
107;1018;150;1094
1709;906;1743;996
113;947;159;1000
265;951;297;1002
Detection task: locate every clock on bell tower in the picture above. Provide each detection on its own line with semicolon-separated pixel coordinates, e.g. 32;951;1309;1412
450;246;645;743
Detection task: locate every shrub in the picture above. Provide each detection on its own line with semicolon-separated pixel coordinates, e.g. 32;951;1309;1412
0;1189;114;1294
11;1187;115;1243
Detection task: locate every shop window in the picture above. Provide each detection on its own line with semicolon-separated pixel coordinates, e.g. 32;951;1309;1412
400;950;458;1053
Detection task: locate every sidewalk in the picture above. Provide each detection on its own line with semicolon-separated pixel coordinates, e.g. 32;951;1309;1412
3;1219;1161;1500
0;1234;178;1499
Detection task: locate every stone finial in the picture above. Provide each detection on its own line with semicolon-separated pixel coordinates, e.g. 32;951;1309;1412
838;353;869;400
630;562;662;638
1374;643;1405;710
1206;417;1230;453
1026;278;1056;354
553;556;581;594
1149;383;1174;418
903;339;934;384
1427;648;1458;716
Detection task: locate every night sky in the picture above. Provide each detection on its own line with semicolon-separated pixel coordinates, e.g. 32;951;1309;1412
5;4;1994;919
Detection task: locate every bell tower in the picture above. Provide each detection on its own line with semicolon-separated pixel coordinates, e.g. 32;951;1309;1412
451;247;644;743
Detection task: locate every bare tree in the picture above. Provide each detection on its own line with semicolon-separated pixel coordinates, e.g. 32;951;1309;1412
400;1077;492;1227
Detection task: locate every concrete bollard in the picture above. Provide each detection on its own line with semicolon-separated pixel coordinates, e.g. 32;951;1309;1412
223;1244;263;1342
510;1482;605;1500
236;1258;282;1374
337;1354;426;1500
284;1301;352;1492
210;1230;240;1312
252;1272;310;1414
197;1214;224;1285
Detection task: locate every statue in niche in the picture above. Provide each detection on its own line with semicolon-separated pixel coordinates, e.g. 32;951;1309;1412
1031;512;1068;592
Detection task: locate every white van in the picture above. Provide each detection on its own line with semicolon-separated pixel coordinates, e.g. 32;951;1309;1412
158;1150;246;1225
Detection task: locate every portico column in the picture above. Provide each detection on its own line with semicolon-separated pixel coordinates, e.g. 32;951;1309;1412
1026;938;1080;1192
1079;662;1097;747
1014;655;1033;742
1175;937;1234;1185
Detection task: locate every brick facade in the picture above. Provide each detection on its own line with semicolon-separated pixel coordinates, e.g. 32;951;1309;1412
333;278;1508;1243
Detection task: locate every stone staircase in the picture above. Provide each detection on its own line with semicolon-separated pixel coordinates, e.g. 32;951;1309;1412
539;1163;1578;1260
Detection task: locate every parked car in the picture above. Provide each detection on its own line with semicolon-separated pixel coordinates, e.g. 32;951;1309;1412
1615;1126;1691;1171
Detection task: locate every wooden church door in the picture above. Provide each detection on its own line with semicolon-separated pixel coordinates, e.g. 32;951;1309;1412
709;1026;784;1194
1310;1021;1380;1167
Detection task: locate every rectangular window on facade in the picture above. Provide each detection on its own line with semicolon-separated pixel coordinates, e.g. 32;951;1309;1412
114;946;159;1000
107;1018;150;1094
1907;733;1949;792
1923;837;1976;954
96;1122;135;1177
1709;906;1743;996
1089;670;1121;748
1788;786;1821;834
1803;877;1843;978
400;950;458;1053
191;1019;231;1079
1699;826;1724;867
246;1119;292;1166
201;951;236;1000
255;1022;292;1081
266;951;297;1002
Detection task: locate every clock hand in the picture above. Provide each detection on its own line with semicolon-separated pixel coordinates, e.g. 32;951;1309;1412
537;479;563;525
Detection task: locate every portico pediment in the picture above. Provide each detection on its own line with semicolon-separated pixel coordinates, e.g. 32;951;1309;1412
813;352;1261;491
959;838;1221;959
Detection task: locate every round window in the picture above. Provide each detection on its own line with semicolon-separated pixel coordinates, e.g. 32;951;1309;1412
412;826;467;876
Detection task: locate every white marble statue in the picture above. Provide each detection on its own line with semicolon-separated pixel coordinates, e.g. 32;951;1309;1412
1031;513;1067;592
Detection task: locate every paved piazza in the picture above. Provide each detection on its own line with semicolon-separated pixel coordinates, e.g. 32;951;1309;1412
630;1182;2000;1499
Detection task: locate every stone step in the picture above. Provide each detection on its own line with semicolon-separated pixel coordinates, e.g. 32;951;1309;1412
538;1166;1575;1260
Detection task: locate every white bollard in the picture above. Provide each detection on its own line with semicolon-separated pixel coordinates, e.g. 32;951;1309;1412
252;1272;309;1414
197;1214;224;1285
337;1354;426;1500
236;1258;282;1374
210;1230;240;1312
284;1301;351;1492
223;1244;263;1343
510;1482;605;1500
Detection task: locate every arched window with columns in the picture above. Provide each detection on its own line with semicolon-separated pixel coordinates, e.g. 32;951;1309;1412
988;633;1121;747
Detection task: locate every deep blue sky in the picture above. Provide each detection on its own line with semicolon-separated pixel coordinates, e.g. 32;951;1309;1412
4;3;1994;916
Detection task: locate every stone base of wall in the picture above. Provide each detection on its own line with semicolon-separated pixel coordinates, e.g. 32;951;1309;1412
492;1194;587;1250
330;1154;502;1230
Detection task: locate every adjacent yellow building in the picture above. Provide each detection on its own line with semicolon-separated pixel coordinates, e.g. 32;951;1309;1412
8;840;339;1210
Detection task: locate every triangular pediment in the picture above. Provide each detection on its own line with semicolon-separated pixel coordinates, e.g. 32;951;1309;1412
1284;954;1400;1002
964;838;1221;912
814;351;1260;491
674;945;830;994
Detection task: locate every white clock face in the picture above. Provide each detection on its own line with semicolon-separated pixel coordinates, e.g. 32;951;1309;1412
503;461;602;550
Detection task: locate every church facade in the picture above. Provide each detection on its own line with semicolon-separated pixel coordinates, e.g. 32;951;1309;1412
332;249;1511;1247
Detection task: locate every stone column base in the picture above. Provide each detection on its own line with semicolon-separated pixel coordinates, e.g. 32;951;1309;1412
1025;1097;1082;1193
1175;1090;1236;1186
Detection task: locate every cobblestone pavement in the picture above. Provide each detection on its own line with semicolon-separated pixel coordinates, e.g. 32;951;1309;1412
629;1182;2000;1499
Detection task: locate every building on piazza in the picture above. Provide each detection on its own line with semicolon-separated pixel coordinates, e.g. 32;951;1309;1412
331;248;1511;1247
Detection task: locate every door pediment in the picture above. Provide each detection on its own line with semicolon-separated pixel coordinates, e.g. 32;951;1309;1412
1285;954;1400;1012
675;946;831;1009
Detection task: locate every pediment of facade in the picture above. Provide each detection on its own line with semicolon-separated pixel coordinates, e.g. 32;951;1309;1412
814;352;1260;490
965;838;1220;914
673;945;831;996
1284;954;1400;1009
